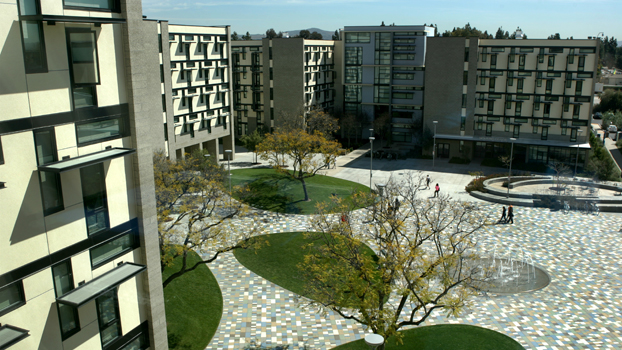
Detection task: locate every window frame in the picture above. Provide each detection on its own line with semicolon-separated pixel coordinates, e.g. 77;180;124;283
0;281;26;317
96;289;122;348
65;28;101;110
34;127;65;216
19;20;49;74
52;260;81;340
75;116;128;147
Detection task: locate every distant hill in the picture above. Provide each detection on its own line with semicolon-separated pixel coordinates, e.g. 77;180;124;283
249;28;336;40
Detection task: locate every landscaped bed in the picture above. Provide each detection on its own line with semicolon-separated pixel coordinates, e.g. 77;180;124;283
163;247;223;350
230;168;369;214
332;324;525;350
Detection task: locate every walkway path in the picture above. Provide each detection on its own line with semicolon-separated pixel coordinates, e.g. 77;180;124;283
202;147;622;349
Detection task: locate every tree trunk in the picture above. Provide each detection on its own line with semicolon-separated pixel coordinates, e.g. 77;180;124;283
162;250;188;288
300;178;310;201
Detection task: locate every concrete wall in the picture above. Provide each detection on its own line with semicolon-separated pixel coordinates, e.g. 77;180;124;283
272;38;305;123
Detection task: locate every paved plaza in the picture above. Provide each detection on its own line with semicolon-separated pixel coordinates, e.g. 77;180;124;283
203;148;622;349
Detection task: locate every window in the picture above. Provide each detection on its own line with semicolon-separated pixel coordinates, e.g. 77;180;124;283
490;54;497;69
533;126;539;134
91;233;135;267
345;32;370;43
63;0;119;11
393;53;414;60
517;78;524;93
34;128;64;216
479;99;484;108
487;100;494;115
392;92;413;99
579;48;595;53
578;56;585;71
515;102;522;116
375;51;390;65
543;103;551;117
464;47;469;62
480;76;485;85
486;123;492;136
518;55;525;70
548;55;555;69
374;67;390;84
76;117;125;146
20;21;48;74
489;77;495;92
462;94;467;108
67;30;100;109
513;125;520;138
393;73;414;80
373;85;390;104
375;33;391;50
345;67;362;83
97;290;121;347
0;281;25;316
575;81;583;96
573;105;580;118
53;260;80;339
81;163;108;235
463;71;468;85
546;80;553;94
541;127;548;140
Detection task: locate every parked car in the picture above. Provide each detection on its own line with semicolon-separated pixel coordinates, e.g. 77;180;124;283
593;112;603;119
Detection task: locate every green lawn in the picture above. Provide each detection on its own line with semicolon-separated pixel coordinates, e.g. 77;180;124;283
163;248;223;350
230;168;369;214
333;324;525;350
234;232;377;306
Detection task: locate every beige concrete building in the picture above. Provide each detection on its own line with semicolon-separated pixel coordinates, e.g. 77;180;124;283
231;38;337;135
424;38;598;169
0;0;167;349
158;23;235;161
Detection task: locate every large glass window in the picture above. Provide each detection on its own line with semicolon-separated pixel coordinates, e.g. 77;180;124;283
374;86;390;104
34;129;64;216
97;290;121;347
81;163;109;235
20;21;48;73
375;32;391;51
344;67;362;84
53;260;80;339
67;30;99;109
76;117;125;145
393;53;414;60
344;85;361;102
90;233;135;267
345;32;370;43
345;47;362;65
374;67;390;84
374;51;390;65
64;0;119;11
0;282;25;316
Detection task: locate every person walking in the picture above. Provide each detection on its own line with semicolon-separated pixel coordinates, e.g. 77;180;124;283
434;183;440;197
507;205;514;224
500;206;507;223
426;175;431;189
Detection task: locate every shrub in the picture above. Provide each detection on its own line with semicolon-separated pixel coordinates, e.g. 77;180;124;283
465;173;506;193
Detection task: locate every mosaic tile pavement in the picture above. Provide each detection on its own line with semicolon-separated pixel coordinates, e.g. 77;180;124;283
202;205;622;349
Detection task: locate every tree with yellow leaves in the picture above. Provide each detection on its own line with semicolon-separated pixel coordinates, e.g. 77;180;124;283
256;129;341;202
154;150;262;288
299;172;492;347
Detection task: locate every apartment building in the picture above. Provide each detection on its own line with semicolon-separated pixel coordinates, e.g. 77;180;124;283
340;25;435;142
424;37;598;168
0;0;167;349
158;23;235;161
231;38;337;136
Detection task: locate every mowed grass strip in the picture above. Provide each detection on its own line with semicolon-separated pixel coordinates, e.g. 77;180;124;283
234;232;377;307
230;168;369;214
333;324;525;350
163;247;223;350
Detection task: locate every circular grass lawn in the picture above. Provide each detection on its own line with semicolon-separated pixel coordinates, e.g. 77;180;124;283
234;232;377;307
230;168;369;214
333;324;525;350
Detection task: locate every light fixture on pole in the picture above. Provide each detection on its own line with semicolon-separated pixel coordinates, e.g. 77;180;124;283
432;121;438;168
507;138;516;198
574;129;583;177
225;149;232;205
369;136;375;192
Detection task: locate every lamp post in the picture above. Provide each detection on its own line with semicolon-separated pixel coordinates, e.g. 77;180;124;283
369;136;375;192
507;138;516;198
432;121;438;168
225;149;232;205
574;129;583;177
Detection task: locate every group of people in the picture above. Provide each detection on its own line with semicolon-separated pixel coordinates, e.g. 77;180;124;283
499;205;514;224
425;175;440;197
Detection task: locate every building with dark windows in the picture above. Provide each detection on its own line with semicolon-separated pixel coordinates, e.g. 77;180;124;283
231;38;337;136
0;0;167;349
158;23;235;161
424;38;598;169
340;25;434;144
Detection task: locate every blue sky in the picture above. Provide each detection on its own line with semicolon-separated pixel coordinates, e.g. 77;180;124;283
142;0;621;41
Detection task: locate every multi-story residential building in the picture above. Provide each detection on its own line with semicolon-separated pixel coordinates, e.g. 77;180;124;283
340;25;435;143
424;38;598;169
158;23;235;161
231;38;337;136
0;0;167;349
